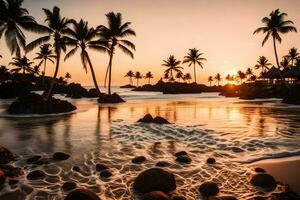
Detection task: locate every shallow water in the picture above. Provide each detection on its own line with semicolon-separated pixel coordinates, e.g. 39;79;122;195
0;88;300;199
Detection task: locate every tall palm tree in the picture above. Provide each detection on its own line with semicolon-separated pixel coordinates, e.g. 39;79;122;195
184;73;192;83
145;71;153;84
9;56;33;74
208;76;213;86
254;9;297;74
237;70;246;83
214;73;222;86
34;44;56;84
0;0;47;57
162;55;183;80
64;19;107;96
285;47;299;67
26;6;72;100
182;48;206;83
98;12;136;95
134;71;142;86
175;71;183;82
254;56;272;74
125;70;134;85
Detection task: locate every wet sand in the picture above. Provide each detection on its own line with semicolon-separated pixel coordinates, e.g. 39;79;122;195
251;156;300;194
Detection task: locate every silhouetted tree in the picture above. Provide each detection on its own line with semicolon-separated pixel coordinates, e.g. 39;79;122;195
9;56;33;74
208;76;213;86
32;65;40;75
163;72;169;82
125;70;134;85
65;72;71;82
134;71;142;86
280;57;290;69
145;71;153;84
184;73;192;83
245;68;253;78
225;74;234;83
285;47;299;67
254;56;272;74
237;70;246;83
175;71;183;82
162;55;183;80
214;73;222;86
248;74;257;82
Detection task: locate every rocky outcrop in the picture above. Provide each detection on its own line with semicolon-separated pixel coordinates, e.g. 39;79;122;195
137;114;170;124
198;182;219;197
98;93;125;103
250;173;277;189
0;147;17;164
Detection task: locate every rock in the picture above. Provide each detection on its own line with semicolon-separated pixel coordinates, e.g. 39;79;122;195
26;155;42;164
96;164;109;172
0;81;32;99
254;167;266;173
132;156;147;164
99;169;112;178
0;165;24;178
0;169;5;187
207;158;216;164
172;196;186;200
143;191;170;200
62;181;77;191
98;93;125;103
120;84;136;89
198;182;219;197
250;173;277;189
174;151;188;157
27;170;46;180
65;189;101;200
230;147;244;153
0;146;17;164
138;114;154;123
156;161;170;167
269;191;299;200
7;93;76;114
208;196;237;200
8;179;19;185
87;88;101;98
53;152;70;161
175;155;192;164
72;166;81;172
152;116;170;124
32;157;50;165
133;168;176;194
65;83;89;98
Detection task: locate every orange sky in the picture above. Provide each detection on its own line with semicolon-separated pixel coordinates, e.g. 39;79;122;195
1;0;300;86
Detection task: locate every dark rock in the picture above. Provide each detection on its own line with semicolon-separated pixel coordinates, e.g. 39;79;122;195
8;179;19;185
132;156;147;164
174;151;188;157
96;164;108;172
269;191;299;200
172;196;186;200
252;196;267;200
65;189;101;200
207;158;216;164
198;182;219;197
0;169;5;187
26;155;42;164
0;81;32;99
209;196;237;200
156;161;170;167
65;83;89;98
138;114;154;123
53;152;70;161
33;157;50;165
250;173;277;189
120;84;136;89
98;93;125;103
153;116;170;124
7;93;76;114
133;168;176;194
175;155;192;164
99;169;112;178
27;170;46;180
254;167;266;173
0;146;17;164
62;181;77;191
0;165;24;178
72;166;81;172
143;191;170;200
230;147;244;153
87;88;101;98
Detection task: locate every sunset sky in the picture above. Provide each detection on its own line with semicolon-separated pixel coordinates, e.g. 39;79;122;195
1;0;300;86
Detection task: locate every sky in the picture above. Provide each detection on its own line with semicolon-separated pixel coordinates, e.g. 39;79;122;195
1;0;300;86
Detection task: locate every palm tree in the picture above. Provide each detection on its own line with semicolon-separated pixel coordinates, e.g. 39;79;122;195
125;70;134;85
64;19;108;96
32;65;40;76
26;6;72;100
237;70;246;83
34;44;56;84
184;73;192;83
254;9;297;74
162;55;183;80
9;56;33;74
280;57;290;69
225;74;234;83
214;73;222;86
65;72;71;82
134;71;142;86
254;56;272;74
0;0;47;57
182;48;206;83
163;72;169;82
208;76;213;86
145;71;154;84
98;12;136;95
285;47;299;67
175;71;183;82
245;68;253;78
248;75;257;82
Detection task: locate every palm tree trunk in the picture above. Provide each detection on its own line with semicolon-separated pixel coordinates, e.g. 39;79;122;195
273;35;285;83
148;78;150;84
107;50;114;95
44;52;60;101
42;59;46;86
193;63;196;83
86;52;101;96
137;79;138;87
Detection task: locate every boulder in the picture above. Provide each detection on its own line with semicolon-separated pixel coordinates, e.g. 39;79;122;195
175;155;192;164
152;117;170;124
26;155;42;164
62;181;77;191
99;170;112;178
254;167;266;173
27;170;46;181
207;158;216;164
98;93;125;103
198;182;219;197
96;164;109;172
138;114;154;123
0;147;17;164
143;191;170;200
72;166;81;172
133;168;176;194
7;93;76;114
132;156;147;164
65;189;100;200
156;161;170;167
87;88;101;98
53;152;70;161
174;151;188;157
0;165;24;178
65;83;89;98
250;173;277;189
8;179;19;186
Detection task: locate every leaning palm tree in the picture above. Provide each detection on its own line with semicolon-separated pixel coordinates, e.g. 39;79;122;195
134;71;142;86
125;70;134;85
254;56;272;74
182;48;206;83
184;73;192;83
26;6;72;100
214;73;222;86
253;9;297;77
64;19;108;96
34;44;56;84
98;12;136;95
208;76;213;86
285;47;299;67
9;56;34;74
162;55;183;80
0;0;47;57
145;71;154;84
